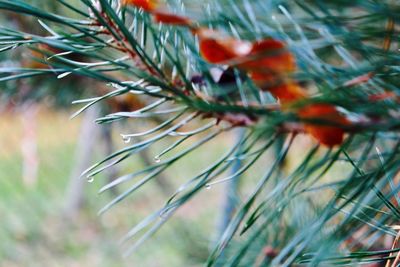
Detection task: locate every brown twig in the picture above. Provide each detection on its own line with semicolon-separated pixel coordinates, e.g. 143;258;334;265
91;3;160;77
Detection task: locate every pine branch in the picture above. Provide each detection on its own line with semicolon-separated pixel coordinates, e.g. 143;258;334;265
1;0;400;266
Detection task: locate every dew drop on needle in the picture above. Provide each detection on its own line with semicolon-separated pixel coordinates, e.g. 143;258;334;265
121;135;132;143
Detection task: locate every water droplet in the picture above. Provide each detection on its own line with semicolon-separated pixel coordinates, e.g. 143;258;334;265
177;185;185;192
154;156;161;163
205;184;211;190
121;135;131;143
87;177;94;183
168;132;176;136
159;210;168;219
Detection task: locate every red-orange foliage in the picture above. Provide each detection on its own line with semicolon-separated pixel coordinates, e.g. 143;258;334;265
122;0;159;11
121;2;349;146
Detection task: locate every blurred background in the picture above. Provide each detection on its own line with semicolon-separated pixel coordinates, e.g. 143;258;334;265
0;102;234;267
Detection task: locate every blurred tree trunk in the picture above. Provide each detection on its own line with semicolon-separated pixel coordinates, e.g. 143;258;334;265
214;129;244;266
64;106;100;220
101;123;120;196
21;101;39;188
217;129;245;235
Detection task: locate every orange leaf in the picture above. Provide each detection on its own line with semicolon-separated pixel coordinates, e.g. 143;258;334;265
153;11;192;26
298;104;348;147
241;39;302;103
248;69;307;103
122;0;159;11
267;82;307;103
239;39;296;74
304;124;345;147
199;38;252;64
195;28;252;64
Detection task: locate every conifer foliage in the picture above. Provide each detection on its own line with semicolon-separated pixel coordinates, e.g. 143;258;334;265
1;0;400;265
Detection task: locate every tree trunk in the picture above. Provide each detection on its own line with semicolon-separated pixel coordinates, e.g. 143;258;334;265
63;106;100;220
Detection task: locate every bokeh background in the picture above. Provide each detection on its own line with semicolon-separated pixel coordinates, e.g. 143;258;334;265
0;103;237;267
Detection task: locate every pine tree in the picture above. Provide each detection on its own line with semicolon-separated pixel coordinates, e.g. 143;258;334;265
1;0;400;265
